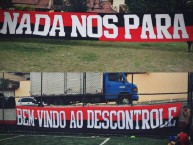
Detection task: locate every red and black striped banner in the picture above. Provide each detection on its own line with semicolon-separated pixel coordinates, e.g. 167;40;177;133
16;103;182;134
0;10;193;42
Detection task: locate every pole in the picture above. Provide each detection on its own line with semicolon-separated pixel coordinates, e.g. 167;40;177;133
131;73;134;105
41;72;43;104
64;72;65;94
83;72;86;107
188;72;193;141
2;72;5;127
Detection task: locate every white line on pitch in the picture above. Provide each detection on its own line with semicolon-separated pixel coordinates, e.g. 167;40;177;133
21;134;97;139
99;138;110;145
0;135;24;142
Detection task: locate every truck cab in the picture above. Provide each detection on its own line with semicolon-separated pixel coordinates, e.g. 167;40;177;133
104;72;139;104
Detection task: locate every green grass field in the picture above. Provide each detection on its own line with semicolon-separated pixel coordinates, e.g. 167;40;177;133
0;38;193;72
0;134;169;145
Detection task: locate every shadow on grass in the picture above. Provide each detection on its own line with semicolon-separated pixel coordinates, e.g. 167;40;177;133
0;37;189;53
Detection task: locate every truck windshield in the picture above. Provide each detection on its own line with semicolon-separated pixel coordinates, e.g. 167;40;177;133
108;73;124;82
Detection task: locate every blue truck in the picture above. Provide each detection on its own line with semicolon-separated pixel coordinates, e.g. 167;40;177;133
31;72;139;105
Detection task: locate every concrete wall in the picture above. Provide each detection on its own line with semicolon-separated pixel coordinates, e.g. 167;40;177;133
0;109;16;123
127;73;188;102
15;81;30;101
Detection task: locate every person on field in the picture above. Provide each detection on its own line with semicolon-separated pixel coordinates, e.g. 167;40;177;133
187;41;192;52
182;105;191;135
168;132;190;145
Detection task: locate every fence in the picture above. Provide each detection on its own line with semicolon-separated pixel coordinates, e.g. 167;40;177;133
129;72;189;104
0;72;193;137
0;72;192;105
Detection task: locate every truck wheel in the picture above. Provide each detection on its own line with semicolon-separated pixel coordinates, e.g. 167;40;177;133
118;94;132;105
